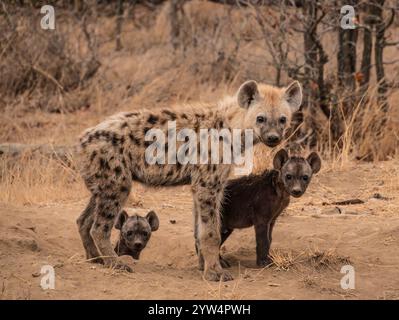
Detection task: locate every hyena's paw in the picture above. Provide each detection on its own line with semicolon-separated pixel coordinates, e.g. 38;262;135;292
104;257;133;273
219;256;231;268
204;267;233;282
112;262;133;273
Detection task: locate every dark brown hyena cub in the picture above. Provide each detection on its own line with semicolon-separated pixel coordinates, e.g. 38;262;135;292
196;149;321;269
114;210;159;260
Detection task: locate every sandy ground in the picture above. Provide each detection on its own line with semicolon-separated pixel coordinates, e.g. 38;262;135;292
1;160;399;300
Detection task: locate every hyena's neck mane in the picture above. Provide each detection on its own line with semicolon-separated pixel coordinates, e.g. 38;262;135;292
215;95;246;130
170;95;244;130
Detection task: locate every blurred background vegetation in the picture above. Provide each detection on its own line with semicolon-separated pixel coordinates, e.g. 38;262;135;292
0;0;398;161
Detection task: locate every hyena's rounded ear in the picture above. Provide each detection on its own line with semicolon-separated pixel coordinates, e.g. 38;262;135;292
307;152;321;174
273;149;289;171
237;80;259;109
146;210;159;232
284;81;302;113
115;210;128;230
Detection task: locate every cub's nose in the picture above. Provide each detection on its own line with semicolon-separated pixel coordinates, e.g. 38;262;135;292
291;189;302;197
266;135;280;144
133;242;143;250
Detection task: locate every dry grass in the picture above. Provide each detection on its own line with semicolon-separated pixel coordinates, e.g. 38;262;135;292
0;154;86;205
321;84;399;165
269;248;351;272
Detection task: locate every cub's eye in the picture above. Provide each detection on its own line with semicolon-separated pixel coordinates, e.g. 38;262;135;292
302;175;309;181
126;231;133;237
142;231;148;238
286;174;292;180
279;116;287;124
256;116;266;124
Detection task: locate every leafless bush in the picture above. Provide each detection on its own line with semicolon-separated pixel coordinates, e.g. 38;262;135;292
0;0;397;160
0;4;99;112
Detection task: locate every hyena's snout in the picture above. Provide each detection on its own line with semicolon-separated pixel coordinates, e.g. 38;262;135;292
265;133;281;147
258;121;285;147
134;242;143;249
262;128;283;147
131;239;145;251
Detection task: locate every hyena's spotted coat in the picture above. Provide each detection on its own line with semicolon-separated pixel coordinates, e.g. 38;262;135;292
76;80;303;281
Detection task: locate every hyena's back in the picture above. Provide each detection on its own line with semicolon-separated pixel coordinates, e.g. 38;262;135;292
78;107;227;191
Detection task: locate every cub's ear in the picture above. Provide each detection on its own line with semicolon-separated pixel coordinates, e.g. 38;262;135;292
237;80;259;109
307;152;321;174
146;210;159;232
284;81;302;113
273;149;289;171
115;210;128;230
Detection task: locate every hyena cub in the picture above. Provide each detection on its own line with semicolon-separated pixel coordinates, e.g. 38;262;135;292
196;149;321;269
114;210;159;260
77;80;302;281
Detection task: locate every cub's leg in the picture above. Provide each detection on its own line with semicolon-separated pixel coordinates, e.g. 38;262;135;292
220;228;233;246
76;195;102;263
268;218;277;245
254;223;272;267
194;183;233;281
219;228;233;268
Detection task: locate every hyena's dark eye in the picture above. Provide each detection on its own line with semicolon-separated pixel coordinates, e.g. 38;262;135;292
142;231;148;238
126;231;133;237
302;175;309;181
286;174;292;180
279;116;287;124
256;116;266;124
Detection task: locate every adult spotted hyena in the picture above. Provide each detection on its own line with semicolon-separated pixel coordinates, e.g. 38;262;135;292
76;80;302;281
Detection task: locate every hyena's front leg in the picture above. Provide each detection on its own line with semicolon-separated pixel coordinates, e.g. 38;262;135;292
90;192;132;272
194;197;231;270
194;184;233;282
87;159;133;272
254;223;272;267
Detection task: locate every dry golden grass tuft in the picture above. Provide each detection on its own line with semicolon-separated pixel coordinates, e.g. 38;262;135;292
0;154;86;205
306;248;351;271
269;247;351;272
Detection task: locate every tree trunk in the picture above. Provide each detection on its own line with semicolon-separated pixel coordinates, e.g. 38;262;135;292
115;0;124;51
359;23;372;98
170;0;182;50
337;0;358;115
300;0;323;150
373;0;389;112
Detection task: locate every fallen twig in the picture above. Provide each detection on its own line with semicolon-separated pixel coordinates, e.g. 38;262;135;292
322;199;365;206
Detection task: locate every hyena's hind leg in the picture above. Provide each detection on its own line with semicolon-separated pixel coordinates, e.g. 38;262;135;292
76;195;103;263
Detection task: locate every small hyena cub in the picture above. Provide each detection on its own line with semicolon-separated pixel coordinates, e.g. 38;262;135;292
196;149;321;269
114;210;159;260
